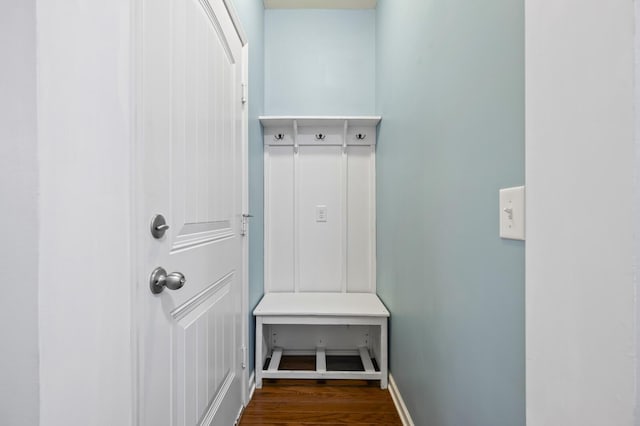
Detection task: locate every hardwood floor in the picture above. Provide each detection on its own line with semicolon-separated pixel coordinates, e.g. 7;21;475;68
238;378;402;425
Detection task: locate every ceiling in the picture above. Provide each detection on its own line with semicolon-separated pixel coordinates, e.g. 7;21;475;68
264;0;377;9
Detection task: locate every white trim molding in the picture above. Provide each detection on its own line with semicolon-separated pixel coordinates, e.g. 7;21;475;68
234;372;255;426
264;0;376;9
248;371;256;402
222;0;248;45
389;374;415;426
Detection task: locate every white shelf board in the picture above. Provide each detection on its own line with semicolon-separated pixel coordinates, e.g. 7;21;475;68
259;115;382;128
268;347;283;371
359;347;375;372
253;292;390;317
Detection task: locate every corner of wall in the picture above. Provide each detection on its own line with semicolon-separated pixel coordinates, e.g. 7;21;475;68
0;2;40;424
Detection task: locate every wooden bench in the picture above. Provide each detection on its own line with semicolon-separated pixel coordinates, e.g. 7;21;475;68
254;292;389;389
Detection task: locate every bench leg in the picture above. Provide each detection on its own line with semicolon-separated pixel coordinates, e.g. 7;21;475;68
380;320;388;389
255;316;263;389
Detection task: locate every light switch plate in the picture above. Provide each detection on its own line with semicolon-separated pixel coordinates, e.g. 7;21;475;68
499;186;525;240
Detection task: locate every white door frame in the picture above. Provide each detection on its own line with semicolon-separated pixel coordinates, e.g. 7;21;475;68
240;41;250;406
129;0;249;423
222;2;250;408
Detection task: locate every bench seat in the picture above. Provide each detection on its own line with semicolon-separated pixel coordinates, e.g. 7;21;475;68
253;292;389;389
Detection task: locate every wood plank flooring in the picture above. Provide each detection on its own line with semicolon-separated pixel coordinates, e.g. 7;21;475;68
238;378;402;425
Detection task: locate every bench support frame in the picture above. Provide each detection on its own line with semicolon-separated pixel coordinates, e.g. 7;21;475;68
255;315;388;389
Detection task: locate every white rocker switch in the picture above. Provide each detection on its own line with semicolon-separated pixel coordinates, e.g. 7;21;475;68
499;186;525;240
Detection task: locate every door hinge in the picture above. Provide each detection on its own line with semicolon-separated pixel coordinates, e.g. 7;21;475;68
241;213;253;237
241;83;247;105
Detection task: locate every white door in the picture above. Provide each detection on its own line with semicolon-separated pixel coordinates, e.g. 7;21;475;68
137;0;246;425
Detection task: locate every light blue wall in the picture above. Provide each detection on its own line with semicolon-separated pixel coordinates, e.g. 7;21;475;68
375;1;525;425
229;0;264;373
235;5;374;375
265;9;375;115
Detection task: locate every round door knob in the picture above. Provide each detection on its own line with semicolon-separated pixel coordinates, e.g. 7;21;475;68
149;267;186;294
165;272;186;290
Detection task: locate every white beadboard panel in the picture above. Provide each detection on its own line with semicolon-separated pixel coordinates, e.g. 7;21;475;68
298;146;343;292
222;47;234;222
262;119;379;294
220;18;235;223
223;286;233;382
206;28;218;221
207;298;218;404
196;320;208;415
172;0;236;251
347;146;374;292
195;17;208;223
173;280;235;426
184;1;198;224
266;146;296;291
185;324;198;426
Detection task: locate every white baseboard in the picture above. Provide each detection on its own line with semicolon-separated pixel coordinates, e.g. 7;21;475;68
235;371;257;426
389;374;415;426
248;371;256;402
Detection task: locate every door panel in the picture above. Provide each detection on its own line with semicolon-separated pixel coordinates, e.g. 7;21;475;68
172;273;238;425
139;0;244;425
171;0;238;254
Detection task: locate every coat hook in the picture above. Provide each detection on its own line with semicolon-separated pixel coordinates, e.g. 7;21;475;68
315;133;326;141
274;133;285;141
355;133;367;140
